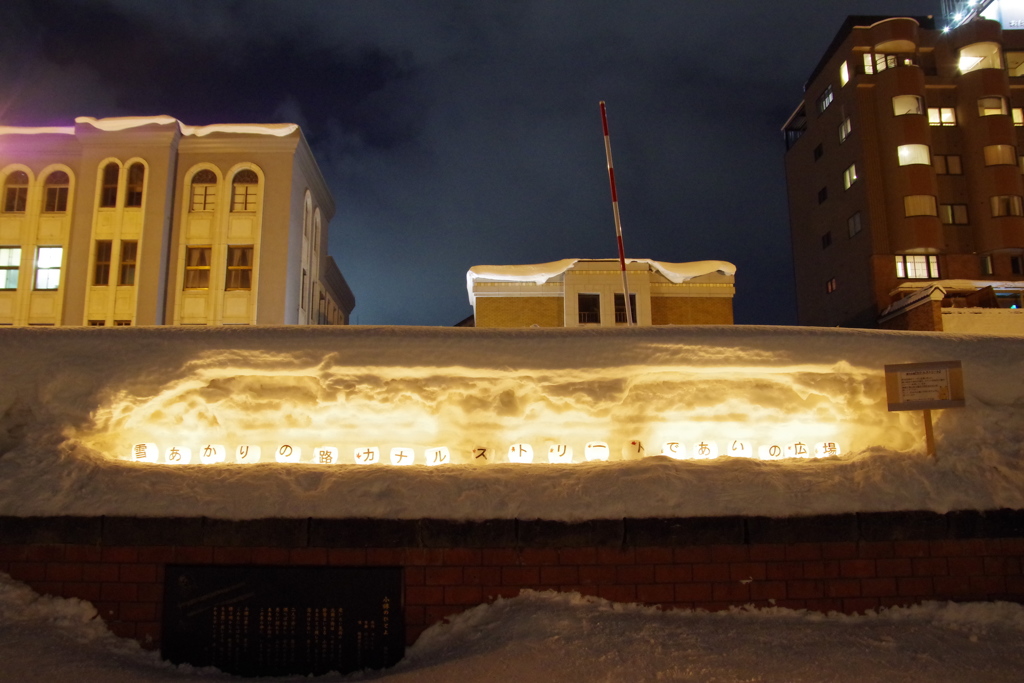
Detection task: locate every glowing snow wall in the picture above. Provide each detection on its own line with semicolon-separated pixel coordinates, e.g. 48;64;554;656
74;326;929;466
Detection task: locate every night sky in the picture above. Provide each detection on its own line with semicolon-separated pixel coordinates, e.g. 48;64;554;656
1;0;941;325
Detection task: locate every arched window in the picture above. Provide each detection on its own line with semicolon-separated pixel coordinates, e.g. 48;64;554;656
3;171;29;213
100;163;119;207
43;171;70;212
190;169;217;212
231;169;258;212
125;163;144;207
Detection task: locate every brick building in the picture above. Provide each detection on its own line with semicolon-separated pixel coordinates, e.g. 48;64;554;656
467;258;735;327
782;14;1024;332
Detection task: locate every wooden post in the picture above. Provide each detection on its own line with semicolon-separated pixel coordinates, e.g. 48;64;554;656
922;409;936;458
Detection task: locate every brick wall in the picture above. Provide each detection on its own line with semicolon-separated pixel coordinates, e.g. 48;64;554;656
650;297;733;325
879;299;943;331
475;297;564;327
1;511;1021;648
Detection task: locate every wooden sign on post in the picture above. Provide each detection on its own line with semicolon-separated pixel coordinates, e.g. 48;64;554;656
884;360;965;458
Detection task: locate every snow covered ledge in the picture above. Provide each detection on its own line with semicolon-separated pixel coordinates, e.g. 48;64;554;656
0;325;1023;520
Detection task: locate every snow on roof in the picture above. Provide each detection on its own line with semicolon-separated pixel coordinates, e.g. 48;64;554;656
0;126;75;136
72;116;299;137
466;258;736;303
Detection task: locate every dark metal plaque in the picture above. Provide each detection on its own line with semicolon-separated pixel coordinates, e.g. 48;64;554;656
162;565;403;677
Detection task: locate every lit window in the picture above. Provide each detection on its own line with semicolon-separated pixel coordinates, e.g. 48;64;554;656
839;61;850;86
904;195;937;216
189;170;217;212
99;163;119;208
984;144;1016;165
838;117;852;143
826;278;837;293
817;85;834;114
892;95;923;116
225;246;253;290
3;171;28;213
119;241;137;286
991;195;1024;217
93;240;112;285
959;42;1002;73
898;144;931;166
981;255;994;275
939;204;969;225
933;155;962;174
183;246;211;288
895;254;939;279
848;212;862;238
843;164;858;190
1014;109;1024;126
43;171;69;212
578;293;600;324
231;170;258;212
0;247;20;290
927;107;956;126
978;96;1007;116
34;246;62;290
1019;156;1024;174
125;163;144;208
613;293;636;324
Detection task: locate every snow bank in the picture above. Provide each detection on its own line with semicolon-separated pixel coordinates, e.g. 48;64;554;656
0;325;1022;520
70;116;299;137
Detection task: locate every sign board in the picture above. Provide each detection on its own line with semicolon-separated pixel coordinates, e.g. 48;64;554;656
162;565;403;677
884;360;965;412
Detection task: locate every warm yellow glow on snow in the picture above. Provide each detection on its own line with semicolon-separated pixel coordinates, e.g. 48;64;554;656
82;351;917;466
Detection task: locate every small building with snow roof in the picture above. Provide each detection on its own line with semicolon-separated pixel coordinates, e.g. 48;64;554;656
466;258;735;327
0;116;354;327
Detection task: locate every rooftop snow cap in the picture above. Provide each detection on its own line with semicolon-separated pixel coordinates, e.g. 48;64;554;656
466;258;736;304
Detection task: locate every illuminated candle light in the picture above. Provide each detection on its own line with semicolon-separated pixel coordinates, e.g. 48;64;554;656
507;443;534;463
547;444;573;463
785;442;811;458
314;446;339;464
235;445;261;464
814;441;842;458
165;446;193;464
389;447;416;466
354;446;380;465
691;441;719;459
585;441;610;461
660;442;687;459
425;447;451;466
131;443;159;463
276;444;301;463
758;444;785;460
727;440;754;458
198;444;226;465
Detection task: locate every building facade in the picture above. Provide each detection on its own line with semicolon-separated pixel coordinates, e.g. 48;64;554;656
783;15;1024;331
0;116;354;327
467;258;735;327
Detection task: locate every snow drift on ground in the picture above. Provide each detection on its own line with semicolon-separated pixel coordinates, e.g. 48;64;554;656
0;325;1022;520
2;572;1023;682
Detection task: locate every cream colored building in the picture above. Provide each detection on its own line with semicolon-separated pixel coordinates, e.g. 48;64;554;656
467;258;735;327
0;116;354;327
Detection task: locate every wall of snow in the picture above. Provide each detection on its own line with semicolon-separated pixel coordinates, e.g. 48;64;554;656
0;325;1022;520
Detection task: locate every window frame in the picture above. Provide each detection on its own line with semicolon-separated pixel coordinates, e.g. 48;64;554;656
42;171;69;213
0;246;21;290
978;96;1008;117
895;254;940;279
892;95;924;117
897;144;931;166
577;293;601;324
927;107;956;126
939;204;969;225
125;163;144;208
904;195;938;217
613;292;636;324
183;246;212;289
189;170;218;212
93;240;112;286
33;246;63;291
984;144;1017;166
99;163;119;208
118;240;138;286
991;195;1024;217
224;245;254;290
3;171;29;213
230;170;259;212
843;164;858;190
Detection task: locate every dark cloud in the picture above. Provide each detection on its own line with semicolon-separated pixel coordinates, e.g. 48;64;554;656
1;0;941;325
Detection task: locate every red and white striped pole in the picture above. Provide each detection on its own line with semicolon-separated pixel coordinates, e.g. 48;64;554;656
599;101;634;326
